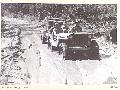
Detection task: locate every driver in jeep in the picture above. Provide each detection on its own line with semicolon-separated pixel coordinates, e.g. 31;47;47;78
71;22;82;33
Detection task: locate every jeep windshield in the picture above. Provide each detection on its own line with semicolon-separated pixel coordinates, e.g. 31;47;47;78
67;34;91;47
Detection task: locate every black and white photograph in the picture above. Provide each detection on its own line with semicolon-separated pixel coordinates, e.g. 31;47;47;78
0;3;117;85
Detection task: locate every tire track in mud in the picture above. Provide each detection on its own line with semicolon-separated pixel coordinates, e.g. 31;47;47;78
31;33;84;84
40;45;83;84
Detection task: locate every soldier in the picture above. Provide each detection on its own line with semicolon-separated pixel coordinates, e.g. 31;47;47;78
71;22;82;33
110;22;117;44
47;36;51;49
61;21;69;33
110;28;117;44
54;22;63;34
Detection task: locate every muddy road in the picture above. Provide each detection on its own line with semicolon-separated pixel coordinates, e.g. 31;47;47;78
20;23;117;85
